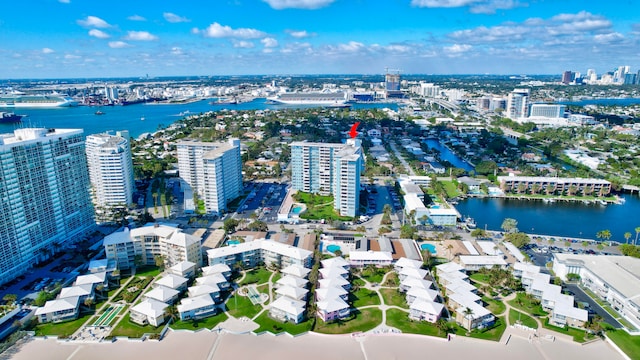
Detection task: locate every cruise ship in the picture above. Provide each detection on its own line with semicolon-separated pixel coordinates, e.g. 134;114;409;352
0;95;78;108
267;91;348;106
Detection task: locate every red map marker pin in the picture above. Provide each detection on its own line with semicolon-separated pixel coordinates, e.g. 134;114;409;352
349;122;360;138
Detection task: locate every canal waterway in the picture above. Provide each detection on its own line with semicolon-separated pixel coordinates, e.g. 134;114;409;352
0;98;399;138
423;139;474;171
455;195;640;242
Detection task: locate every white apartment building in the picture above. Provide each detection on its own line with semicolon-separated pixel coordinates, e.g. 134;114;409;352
290;139;363;217
0;128;95;286
207;239;313;269
103;223;202;270
506;88;530;119
553;254;640;329
529;104;566;118
85;132;134;210
176;138;242;214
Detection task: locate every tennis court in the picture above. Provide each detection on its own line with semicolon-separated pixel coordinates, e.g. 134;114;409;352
91;304;124;327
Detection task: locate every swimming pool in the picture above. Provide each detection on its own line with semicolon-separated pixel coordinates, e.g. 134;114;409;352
228;240;240;245
327;245;341;253
290;204;305;215
420;243;437;255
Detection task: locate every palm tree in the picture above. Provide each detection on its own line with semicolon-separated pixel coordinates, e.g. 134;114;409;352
463;307;474;332
501;218;518;233
624;232;632;244
635;227;640;246
446;244;454;261
83;298;94;309
435;318;449;335
531;183;541;195
165;305;179;324
596;229;612;242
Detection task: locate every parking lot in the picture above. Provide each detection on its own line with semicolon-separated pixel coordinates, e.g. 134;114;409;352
237;182;288;221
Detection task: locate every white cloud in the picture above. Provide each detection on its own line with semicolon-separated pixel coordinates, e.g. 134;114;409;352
286;30;313;38
444;43;472;54
64;54;81;59
261;37;279;48
334;41;365;52
127;15;146;21
124;31;158;41
163;12;190;23
77;16;111;28
171;47;183;55
594;32;624;44
42;48;55;54
194;23;266;39
88;29;110;39
263;0;335;9
233;40;255;48
410;0;523;14
108;41;131;48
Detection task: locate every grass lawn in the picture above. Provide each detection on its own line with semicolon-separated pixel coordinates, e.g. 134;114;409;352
170;312;228;330
271;272;282;284
352;277;366;288
469;273;491;283
382;272;399;287
482;296;506;315
135;265;162;278
508;293;548;317
509;309;538;329
454;317;507;342
380;289;407;308
606;330;640;359
226;294;262;319
256;284;270;305
440;181;461;199
110;313;161;338
295;192;352;221
32;312;93;338
253;312;313;335
351;288;381;308
360;267;390;284
239;268;273;286
543;319;593;343
314;308;382;334
385;309;446;337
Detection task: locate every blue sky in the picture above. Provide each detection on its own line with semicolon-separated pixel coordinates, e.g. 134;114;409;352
1;0;639;78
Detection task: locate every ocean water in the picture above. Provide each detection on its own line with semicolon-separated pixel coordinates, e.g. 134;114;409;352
1;98;399;138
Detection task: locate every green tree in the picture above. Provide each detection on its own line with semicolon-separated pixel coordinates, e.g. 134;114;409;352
463;307;475;332
506;232;530;248
635;226;640;245
475;160;498;176
624;232;632;244
223;218;240;234
501;218;518;233
154;254;165;268
596;229;611;242
2;294;17;305
470;229;487;239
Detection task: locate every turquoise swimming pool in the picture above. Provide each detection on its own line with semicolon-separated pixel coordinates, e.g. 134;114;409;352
421;243;437;254
327;245;341;253
228;240;240;245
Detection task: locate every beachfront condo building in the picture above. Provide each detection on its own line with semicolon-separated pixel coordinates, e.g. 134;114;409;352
85;132;134;214
0;128;95;286
290;139;363;217
103;223;202;270
506;88;530;119
176;138;242;215
207;239;313;269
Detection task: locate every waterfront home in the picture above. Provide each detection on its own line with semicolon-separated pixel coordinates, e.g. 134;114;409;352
144;286;180;305
130;299;169;327
34;297;80;323
317;297;351;322
269;297;306;324
408;298;444;323
281;264;311;279
315;286;349;302
188;284;222;302
169;261;197;279
155;274;189;292
177;294;218;321
458;255;508;271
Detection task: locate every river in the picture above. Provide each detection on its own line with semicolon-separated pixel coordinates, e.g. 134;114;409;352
455;195;640;242
0;98;399;138
423;139;474;171
558;98;640;106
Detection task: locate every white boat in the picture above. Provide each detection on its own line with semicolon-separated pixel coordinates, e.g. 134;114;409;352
267;91;347;106
0;94;78;108
465;217;477;229
598;200;607;206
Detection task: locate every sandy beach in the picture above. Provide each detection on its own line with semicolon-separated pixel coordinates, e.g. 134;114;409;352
4;326;626;360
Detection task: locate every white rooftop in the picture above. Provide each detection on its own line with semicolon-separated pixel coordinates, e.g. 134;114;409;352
477;241;503;256
317;297;350;313
349;251;393;262
407;287;439;302
275;285;309;300
177;294;216;313
155;274;188;289
319;267;349;279
74;271;106;286
399;267;428;280
270;296;305;316
395;257;423;270
318;277;349;289
207;239;312;262
35;296;80;316
435;262;464;274
131;299;168;318
170;261;196;272
315;286;348;301
201;264;232;276
276;275;308;288
321;257;350;269
188;284;221;297
58;284;94;299
281;264;312;278
459;255;508;266
400;277;433;291
144;286;180;303
410;298;444;315
196;273;227;286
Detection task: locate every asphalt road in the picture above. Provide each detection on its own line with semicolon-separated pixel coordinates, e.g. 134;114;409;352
564;283;623;329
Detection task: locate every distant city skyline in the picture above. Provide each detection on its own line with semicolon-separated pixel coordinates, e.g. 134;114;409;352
1;0;640;78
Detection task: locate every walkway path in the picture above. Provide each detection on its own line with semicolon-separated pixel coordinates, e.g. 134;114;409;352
355;270;405;334
389;141;416;176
